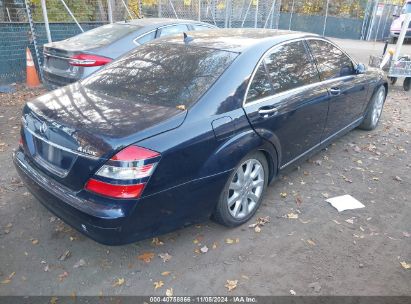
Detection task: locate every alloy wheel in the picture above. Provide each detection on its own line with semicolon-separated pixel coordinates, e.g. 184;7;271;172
227;158;265;219
372;89;385;126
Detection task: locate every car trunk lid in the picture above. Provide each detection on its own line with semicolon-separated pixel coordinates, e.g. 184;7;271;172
22;83;186;191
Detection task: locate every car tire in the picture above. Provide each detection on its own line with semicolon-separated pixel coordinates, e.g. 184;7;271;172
388;36;397;44
212;151;269;227
403;77;411;91
358;85;386;131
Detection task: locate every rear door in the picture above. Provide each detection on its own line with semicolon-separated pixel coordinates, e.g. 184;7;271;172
306;39;368;139
243;40;330;167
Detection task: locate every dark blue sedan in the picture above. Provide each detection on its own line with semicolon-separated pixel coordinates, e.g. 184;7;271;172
13;29;388;245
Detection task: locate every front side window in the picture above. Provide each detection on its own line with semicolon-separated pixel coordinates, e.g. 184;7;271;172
264;41;320;94
308;39;354;80
246;64;273;103
159;25;189;37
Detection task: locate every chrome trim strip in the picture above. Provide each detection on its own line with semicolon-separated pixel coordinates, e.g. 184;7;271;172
242;37;358;108
279;117;363;170
25;127;100;160
43;52;70;60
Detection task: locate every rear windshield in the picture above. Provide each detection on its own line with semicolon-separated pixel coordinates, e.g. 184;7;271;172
82;43;238;107
64;24;140;48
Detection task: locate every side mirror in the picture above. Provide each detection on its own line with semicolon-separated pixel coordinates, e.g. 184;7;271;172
355;63;366;74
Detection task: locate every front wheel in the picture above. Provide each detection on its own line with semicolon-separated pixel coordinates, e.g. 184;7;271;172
212;151;269;227
358;86;386;131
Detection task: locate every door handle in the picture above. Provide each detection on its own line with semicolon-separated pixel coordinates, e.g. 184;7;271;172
258;106;278;117
329;87;341;95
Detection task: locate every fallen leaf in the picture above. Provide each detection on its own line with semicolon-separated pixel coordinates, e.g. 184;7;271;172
152;238;164;246
200;245;209;253
290;289;296;295
73;259;86;268
287;213;299;219
31;239;39;245
322;193;329;198
58;250;71;261
159;252;172;262
50;297;58;304
280;192;288;198
137;252;155;263
58;271;68;282
345;219;354;224
241;275;250;280
1;271;15;284
306;239;316;246
176;105;186;111
166;288;174;296
403;232;411;238
161;271;171;276
154;281;164;289
299;219;310;224
225;238;234;244
393;176;402;182
112;277;125;287
400;261;411;269
225;280;238;291
212;242;218;249
295;196;303;207
254;226;261;233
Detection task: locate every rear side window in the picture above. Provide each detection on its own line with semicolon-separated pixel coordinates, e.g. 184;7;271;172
159;25;189;37
64;24;140;48
136;31;156;44
264;41;320;94
82;44;238;107
308;40;354;80
246;64;273;103
192;24;214;31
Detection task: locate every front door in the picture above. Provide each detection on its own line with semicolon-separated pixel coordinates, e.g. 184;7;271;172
306;39;368;139
243;40;329;167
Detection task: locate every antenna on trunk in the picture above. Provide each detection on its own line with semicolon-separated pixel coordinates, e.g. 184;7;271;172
183;32;193;44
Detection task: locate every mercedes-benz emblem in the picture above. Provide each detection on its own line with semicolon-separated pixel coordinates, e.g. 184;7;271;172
39;122;48;134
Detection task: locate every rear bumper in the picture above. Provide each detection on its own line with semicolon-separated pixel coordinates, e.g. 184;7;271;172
13;149;230;245
13;150;127;244
42;70;79;90
390;30;411;38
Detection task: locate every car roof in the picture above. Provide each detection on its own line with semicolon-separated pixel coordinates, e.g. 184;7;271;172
152;28;320;53
115;18;214;27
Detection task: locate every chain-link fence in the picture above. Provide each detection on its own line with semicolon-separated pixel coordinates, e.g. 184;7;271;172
0;0;406;85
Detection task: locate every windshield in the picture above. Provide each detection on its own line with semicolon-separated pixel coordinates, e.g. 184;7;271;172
403;3;411;13
64;24;141;48
82;43;238;107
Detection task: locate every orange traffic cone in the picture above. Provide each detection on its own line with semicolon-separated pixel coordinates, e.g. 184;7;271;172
26;47;41;87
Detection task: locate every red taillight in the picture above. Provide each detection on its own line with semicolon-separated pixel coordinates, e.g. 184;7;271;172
69;54;112;67
111;146;159;161
84;145;160;199
85;179;145;199
19;136;23;146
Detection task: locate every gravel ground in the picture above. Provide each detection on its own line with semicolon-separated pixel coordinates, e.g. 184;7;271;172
0;39;410;297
